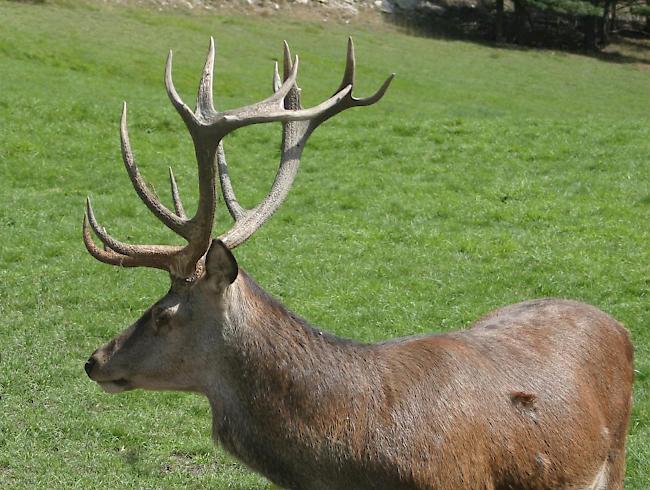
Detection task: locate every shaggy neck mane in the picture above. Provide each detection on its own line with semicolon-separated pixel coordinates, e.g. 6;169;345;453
209;270;379;471
224;269;364;359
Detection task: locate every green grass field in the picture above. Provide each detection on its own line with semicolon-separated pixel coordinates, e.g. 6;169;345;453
1;0;648;487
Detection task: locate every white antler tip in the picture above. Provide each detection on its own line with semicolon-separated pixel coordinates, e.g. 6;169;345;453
207;37;215;59
273;62;281;92
120;103;130;135
282;41;293;78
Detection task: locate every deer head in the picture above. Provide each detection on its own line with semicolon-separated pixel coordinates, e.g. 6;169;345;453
83;38;393;394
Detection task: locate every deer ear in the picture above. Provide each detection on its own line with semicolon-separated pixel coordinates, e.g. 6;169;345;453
205;239;238;287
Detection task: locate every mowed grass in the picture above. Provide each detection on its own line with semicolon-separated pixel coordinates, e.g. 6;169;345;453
0;1;649;487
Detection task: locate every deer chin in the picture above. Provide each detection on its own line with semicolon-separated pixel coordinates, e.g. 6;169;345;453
98;379;132;393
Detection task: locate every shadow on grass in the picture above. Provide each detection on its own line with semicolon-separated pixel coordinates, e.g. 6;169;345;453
122;447;140;466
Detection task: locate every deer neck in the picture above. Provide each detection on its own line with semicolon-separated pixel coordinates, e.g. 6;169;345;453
204;270;374;459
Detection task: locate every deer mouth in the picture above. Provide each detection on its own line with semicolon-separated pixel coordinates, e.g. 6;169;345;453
98;378;132;393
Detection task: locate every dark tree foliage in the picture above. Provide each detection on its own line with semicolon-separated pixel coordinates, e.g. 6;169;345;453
398;0;649;50
492;0;649;48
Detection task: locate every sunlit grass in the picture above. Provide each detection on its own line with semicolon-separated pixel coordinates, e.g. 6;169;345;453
1;1;649;487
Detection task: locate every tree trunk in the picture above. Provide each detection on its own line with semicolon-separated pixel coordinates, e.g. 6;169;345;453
600;0;612;46
495;0;505;42
513;0;527;44
582;16;598;50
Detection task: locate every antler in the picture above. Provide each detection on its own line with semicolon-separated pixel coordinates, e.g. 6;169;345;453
217;38;394;248
83;38;394;279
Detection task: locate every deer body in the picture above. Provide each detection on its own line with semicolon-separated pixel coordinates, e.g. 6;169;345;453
202;272;632;490
82;39;633;489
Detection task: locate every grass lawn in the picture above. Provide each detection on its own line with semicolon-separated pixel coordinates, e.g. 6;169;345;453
0;0;648;487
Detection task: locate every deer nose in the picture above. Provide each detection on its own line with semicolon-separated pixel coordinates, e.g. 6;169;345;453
84;356;97;377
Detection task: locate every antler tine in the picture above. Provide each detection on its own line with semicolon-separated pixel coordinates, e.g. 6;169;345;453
196;37;216;119
273;61;282;94
341;37;394;106
85;196;132;256
120;103;189;238
109;97;215;278
310;38;395;128
82;214;172;270
338;37;396;103
283;41;293;80
282;41;302;110
165;50;196;130
335;37;356;94
168;167;187;218
85;197;182;259
217;142;246;221
356;74;395;106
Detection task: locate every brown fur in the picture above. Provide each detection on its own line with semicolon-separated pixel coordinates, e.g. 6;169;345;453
86;249;633;490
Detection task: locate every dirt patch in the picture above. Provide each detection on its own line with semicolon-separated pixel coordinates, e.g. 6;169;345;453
0;464;16;486
161;451;221;476
100;0;389;25
600;34;650;65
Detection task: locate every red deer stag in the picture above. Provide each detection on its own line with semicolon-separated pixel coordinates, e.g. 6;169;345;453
83;39;634;489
